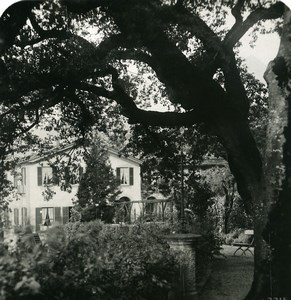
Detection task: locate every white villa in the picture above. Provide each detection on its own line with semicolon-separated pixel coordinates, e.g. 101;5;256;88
6;145;142;232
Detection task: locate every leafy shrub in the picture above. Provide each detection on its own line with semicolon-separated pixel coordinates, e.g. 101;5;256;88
0;221;177;300
97;224;176;300
220;228;245;245
228;197;253;231
0;243;43;299
15;225;36;253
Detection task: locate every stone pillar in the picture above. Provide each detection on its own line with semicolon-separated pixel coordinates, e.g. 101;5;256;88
165;233;201;300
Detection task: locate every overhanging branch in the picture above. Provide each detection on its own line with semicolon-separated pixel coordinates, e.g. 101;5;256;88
158;5;222;53
73;82;115;99
75;79;205;127
0;1;38;54
224;1;285;49
127;108;205;126
29;13;70;40
111;49;156;69
231;0;245;23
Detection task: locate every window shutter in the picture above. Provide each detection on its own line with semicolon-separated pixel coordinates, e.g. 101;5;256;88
52;166;59;185
129;168;134;185
21;207;24;225
14;208;19;226
21;168;26;185
79;167;84;181
62;207;70;224
65;167;70;184
35;208;42;232
21;207;28;225
54;207;62;224
24;207;27;225
37;167;42;186
116;168;121;184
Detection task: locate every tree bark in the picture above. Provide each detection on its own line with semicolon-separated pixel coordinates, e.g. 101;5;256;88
245;7;291;300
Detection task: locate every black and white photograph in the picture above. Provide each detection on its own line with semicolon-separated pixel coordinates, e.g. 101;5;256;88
0;0;290;299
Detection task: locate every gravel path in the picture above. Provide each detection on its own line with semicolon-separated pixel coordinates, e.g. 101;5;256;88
198;245;254;300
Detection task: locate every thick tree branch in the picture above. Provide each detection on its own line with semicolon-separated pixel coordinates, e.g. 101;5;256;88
111;72;206;126
113;8;226;111
75;80;204;127
231;0;245;23
0;72;69;100
95;33;140;60
1;87;64;119
221;49;249;116
0;1;38;54
224;1;285;49
27;13;96;50
18;109;40;134
111;49;156;68
126;108;204;126
1;34;124;99
29;13;70;40
158;5;222;54
73;82;115;99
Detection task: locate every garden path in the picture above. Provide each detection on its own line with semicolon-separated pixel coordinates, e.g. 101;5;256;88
198;245;254;300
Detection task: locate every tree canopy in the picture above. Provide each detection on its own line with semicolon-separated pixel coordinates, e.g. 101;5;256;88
0;0;280;201
0;0;290;298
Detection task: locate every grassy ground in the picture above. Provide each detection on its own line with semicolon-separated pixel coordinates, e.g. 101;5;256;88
198;245;254;300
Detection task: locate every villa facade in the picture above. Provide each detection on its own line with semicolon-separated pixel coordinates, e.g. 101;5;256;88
6;145;142;232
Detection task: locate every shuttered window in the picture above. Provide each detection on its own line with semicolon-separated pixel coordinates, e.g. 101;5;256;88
38;166;60;185
37;167;42;186
42;207;55;227
21;207;27;225
129;168;134;185
62;207;70;224
35;208;42;232
55;207;62;224
116;167;134;185
116;167;121;184
14;168;26;189
35;207;72;231
14;208;19;226
21;168;26;185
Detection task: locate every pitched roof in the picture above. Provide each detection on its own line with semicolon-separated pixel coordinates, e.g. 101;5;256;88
18;143;142;166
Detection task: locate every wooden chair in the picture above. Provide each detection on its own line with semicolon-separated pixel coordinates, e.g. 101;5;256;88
233;230;254;256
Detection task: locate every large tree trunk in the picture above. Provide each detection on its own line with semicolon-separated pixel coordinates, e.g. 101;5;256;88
245;7;291;299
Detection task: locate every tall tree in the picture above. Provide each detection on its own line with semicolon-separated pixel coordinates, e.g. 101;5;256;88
0;0;290;297
257;7;291;298
75;139;120;222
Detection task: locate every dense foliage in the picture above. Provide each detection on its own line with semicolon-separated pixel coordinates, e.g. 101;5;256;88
0;221;177;300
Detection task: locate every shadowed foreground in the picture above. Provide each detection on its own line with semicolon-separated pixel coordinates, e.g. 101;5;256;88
198;245;254;300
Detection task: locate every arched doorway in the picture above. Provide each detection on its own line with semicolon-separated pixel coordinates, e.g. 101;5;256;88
115;197;131;223
146;196;156;215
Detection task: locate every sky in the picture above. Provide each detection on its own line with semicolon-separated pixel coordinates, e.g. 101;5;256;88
0;0;289;82
238;28;280;82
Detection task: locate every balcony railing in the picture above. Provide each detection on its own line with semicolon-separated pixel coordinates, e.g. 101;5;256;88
114;198;174;224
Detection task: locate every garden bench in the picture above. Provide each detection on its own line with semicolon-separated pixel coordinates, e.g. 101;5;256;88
233;230;254;256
